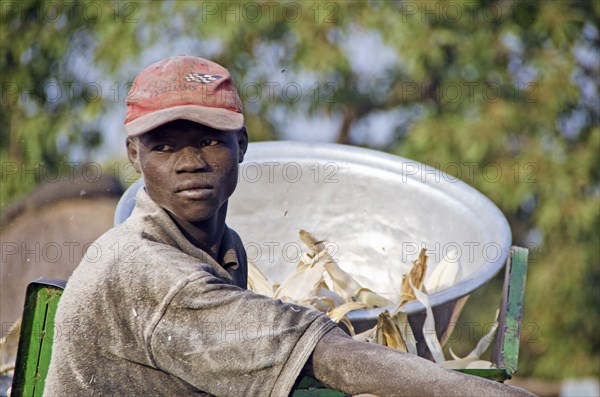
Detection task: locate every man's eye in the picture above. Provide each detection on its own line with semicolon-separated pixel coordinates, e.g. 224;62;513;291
200;139;219;147
153;144;175;152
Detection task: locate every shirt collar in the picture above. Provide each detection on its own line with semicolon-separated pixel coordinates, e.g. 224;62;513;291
129;188;241;275
218;225;240;270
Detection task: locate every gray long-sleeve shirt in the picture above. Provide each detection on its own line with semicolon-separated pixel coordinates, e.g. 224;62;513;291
45;188;335;396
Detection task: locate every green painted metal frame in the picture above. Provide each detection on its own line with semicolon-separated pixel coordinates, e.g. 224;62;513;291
11;279;66;397
11;248;528;396
487;246;529;380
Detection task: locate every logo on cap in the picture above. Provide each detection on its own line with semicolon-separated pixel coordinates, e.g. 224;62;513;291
184;73;223;84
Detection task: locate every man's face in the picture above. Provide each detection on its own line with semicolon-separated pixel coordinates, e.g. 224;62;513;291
128;120;248;223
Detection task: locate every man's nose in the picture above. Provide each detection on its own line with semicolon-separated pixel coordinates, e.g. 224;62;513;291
175;147;208;173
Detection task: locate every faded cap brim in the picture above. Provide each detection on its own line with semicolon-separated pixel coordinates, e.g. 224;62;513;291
125;104;244;137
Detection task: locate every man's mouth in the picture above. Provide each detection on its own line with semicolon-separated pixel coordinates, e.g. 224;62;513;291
175;182;214;200
176;188;213;200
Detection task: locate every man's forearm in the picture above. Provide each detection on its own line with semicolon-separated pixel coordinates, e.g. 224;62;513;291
307;327;536;397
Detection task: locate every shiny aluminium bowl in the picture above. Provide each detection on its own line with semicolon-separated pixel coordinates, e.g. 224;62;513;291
115;141;512;358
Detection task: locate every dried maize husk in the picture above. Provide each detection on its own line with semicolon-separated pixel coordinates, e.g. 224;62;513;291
0;319;20;374
273;253;327;302
409;279;445;364
328;302;369;335
323;261;363;302
466;360;495;369
299;229;325;253
247;259;275;297
468;309;499;358
440;355;482;369
444;348;496;371
316;287;346;307
442;310;499;369
352;327;375;343
354;288;394;308
247;230;500;371
340;316;356;336
395;248;428;310
299;296;338;313
373;311;408;352
424;249;463;293
327;302;370;323
393;311;417;355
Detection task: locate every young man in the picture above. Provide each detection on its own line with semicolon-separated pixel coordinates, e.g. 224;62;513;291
45;56;534;396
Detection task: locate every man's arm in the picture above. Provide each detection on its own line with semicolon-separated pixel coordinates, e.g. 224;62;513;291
305;327;536;397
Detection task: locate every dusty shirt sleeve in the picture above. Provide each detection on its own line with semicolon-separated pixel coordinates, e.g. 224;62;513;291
148;271;336;397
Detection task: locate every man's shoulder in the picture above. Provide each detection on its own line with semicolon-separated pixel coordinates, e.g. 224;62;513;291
76;220;211;280
58;221;217;326
65;215;243;299
80;221;151;266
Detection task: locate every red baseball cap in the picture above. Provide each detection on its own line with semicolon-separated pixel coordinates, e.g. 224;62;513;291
124;56;244;136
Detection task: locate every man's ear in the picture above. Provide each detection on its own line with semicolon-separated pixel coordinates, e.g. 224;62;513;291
237;126;249;163
126;137;142;173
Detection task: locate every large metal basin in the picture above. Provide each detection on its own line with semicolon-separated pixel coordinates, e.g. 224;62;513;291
115;141;511;357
